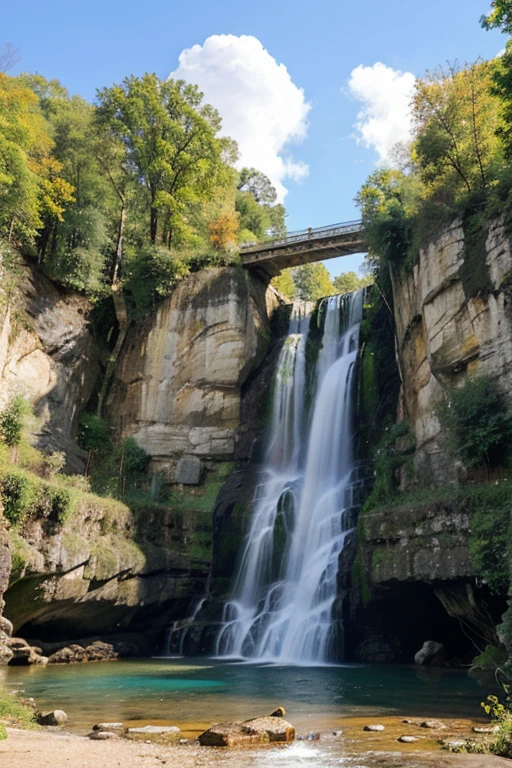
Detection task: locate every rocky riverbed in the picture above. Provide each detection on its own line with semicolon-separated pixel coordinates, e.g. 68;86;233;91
2;726;511;768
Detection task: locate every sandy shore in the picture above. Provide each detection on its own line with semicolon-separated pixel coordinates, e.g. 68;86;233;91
2;728;511;768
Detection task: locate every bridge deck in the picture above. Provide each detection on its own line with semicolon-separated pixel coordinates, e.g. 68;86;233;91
240;220;366;276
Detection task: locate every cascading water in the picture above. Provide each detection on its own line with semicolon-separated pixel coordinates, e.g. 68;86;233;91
217;290;364;664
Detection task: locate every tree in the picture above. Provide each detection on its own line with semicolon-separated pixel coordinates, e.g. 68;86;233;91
332;271;373;294
237;167;277;204
96;74;231;248
481;1;512;32
236;167;286;242
0;74;69;242
0;395;30;463
20;74;111;291
481;2;512;159
271;269;296;299
293;263;336;301
412;62;502;198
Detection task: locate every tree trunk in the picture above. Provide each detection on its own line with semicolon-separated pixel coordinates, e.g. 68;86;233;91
97;198;129;419
150;206;158;244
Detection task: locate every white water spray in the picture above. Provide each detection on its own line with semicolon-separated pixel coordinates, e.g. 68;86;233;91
217;291;364;664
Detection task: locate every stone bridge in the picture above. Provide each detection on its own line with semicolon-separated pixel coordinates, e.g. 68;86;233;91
240;220;365;276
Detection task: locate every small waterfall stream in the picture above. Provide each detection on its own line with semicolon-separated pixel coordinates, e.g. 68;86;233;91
217;291;364;664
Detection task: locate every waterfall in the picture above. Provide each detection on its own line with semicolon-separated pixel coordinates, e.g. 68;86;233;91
216;291;364;664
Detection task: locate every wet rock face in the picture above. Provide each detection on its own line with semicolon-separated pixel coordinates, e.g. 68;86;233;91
392;216;512;487
0;263;99;473
107;268;277;472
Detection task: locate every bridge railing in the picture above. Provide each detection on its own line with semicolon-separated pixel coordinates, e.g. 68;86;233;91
240;219;363;252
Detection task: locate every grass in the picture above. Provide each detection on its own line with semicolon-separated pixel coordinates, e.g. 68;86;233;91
0;687;38;729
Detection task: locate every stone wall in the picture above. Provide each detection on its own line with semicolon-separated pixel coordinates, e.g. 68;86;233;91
392;217;512;485
0;259;99;472
107;267;278;479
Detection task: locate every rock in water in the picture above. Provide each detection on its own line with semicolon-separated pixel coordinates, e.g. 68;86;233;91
420;720;447;730
38;710;68;726
199;716;295;747
414;641;447;667
88;730;119;740
364;724;385;732
399;735;419;743
92;722;124;732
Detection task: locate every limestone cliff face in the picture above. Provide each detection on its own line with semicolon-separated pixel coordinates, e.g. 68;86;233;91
392;217;512;485
0;261;99;472
108;267;277;478
5;492;211;643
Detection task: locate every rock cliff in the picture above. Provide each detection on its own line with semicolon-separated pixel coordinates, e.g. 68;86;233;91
107;267;278;479
0;260;99;472
391;216;512;485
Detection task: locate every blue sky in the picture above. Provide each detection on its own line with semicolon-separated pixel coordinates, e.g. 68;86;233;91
3;0;504;276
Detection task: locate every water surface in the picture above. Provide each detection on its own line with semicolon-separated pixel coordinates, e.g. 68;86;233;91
1;658;495;735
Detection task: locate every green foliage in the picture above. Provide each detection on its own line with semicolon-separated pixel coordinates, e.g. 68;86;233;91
77;413;111;453
332;271;373;293
0;471;37;525
362;420;413;510
0;395;30;449
0;687;37;729
472;644;508;670
124;243;188;314
271;268;297;299
293;262;336;301
478;695;512;758
465;482;512;594
437;376;512;469
113;437;151;478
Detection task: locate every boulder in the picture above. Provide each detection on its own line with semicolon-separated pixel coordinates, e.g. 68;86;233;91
175;456;201;485
364;724;385;732
399;735;419;743
8;637;48;665
92;722;124;732
48;641;118;664
270;706;286;717
414;641;447;667
199;716;295;747
38;709;68;726
88;730;119;740
0;616;13;637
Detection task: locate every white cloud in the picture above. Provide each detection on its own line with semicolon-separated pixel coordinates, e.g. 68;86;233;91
170;34;311;201
347;62;416;165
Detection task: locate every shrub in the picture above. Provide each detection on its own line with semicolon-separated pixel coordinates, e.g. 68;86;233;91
113;437;151;479
0;395;30;450
437;376;512;469
0;471;37;526
78;413;111;453
47;486;72;524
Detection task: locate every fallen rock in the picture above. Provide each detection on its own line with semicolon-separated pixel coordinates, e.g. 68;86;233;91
92;722;124;732
473;725;499;734
199;716;295;747
414;641;447;667
420;720;447;730
364;724;385;732
38;709;68;726
399;735;419;743
48;641;118;664
88;730;119;740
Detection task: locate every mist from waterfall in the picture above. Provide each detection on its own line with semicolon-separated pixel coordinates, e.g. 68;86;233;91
216;291;364;664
